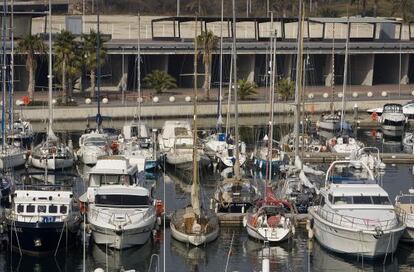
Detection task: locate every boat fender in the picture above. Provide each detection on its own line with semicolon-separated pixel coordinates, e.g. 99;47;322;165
214;202;218;214
80;202;87;214
157;216;162;226
155;200;164;216
291;225;296;236
210;199;213;210
242;216;247;227
374;226;384;238
241;206;245;214
306;219;314;239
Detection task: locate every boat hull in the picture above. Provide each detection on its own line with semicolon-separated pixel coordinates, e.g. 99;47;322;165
400;226;414;242
253;157;283;172
381;125;404;137
90;223;154;250
0;151;26;169
30;155;74;170
170;222;219;246
309;208;404;258
7;220;79;256
245;223;291;242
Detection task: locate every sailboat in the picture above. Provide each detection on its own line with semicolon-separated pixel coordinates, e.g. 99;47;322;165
211;0;259;214
170;22;219;246
0;2;26;170
244;32;294;243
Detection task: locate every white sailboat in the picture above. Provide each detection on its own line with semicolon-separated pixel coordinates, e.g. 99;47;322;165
309;160;405;258
0;2;26;170
212;0;259;214
29;6;74;170
76;131;111;165
170;26;219;246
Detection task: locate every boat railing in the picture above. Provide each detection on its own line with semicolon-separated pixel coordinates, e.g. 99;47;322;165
314;206;400;231
395;205;414;225
89;205;149;223
7;211;67;224
325;160;376;187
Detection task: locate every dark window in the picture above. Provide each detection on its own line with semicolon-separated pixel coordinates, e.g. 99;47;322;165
372;196;391;205
328;194;333;203
353;196;372;204
26;205;35;213
49;205;58;213
38;205;47;213
333;196;353;205
320;197;325;206
95;194;149;207
17;204;24;213
60;205;68;214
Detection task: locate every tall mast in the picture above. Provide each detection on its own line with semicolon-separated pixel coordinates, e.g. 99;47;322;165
232;0;240;179
137;13;141;128
340;16;350;132
9;0;14;134
294;0;304;160
225;44;233;137
216;0;224;130
330;22;335;114
1;0;6;147
191;17;200;217
268;30;277;184
96;0;101;132
47;0;53;138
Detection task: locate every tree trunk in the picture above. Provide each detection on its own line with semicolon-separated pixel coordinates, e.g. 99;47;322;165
68;78;73;100
28;63;35;101
203;59;210;100
373;0;378;17
90;69;96;98
62;57;67;103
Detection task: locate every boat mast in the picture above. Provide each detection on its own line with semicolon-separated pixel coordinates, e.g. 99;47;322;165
96;0;102;132
191;17;200;217
225;44;233;137
232;0;241;179
330;22;335;115
1;0;7;148
216;0;223;131
137;13;141;131
8;0;14;135
340;16;350;133
268;28;277;184
47;0;53;139
294;0;304;161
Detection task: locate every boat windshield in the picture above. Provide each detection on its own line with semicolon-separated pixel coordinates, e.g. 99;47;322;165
89;174;134;186
95;194;149;207
383;104;403;113
84;137;106;147
327;164;375;184
333;195;391;205
175;127;191;137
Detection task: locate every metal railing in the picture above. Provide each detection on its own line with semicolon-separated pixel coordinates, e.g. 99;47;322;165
314;206;400;231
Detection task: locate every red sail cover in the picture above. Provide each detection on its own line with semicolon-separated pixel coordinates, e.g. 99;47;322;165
256;186;291;209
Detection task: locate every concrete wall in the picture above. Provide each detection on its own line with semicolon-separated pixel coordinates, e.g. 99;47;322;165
349;54;374;86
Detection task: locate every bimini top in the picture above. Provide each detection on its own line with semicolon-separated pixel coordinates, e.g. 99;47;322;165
90;156;138;175
325;160;376;187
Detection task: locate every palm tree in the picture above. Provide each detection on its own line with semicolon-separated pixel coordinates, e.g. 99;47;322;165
197;30;218;100
17;35;47;101
276;78;295;101
81;30;106;97
237;79;257;100
143;70;177;94
54;30;80;103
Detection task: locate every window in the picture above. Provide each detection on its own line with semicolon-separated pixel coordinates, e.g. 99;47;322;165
60;205;68;214
95;194;149;207
49;205;58;214
38;205;47;213
17;204;24;213
26;205;35;213
353;196;372;204
333;196;353;205
372;196;391;205
328;194;333;203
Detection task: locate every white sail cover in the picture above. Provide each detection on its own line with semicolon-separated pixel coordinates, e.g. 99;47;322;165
191;177;201;217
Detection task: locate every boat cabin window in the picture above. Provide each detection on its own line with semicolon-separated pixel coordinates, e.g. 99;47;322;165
90;174;134;186
175;127;190;136
372;196;391;205
328;194;333;203
60;205;68;214
384;104;403;113
49;205;58;214
353;196;372;204
333;196;353;205
84;138;106;147
38;205;47;213
26;205;35;213
95;194;149;207
17;204;24;213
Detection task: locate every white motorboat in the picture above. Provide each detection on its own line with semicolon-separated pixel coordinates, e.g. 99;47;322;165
316;113;341;133
379;103;406;137
204;133;247;168
368;100;414;119
328;135;364;154
83;156;158;249
350;147;386;173
30;138;74;170
7;119;34;147
77;131;110;165
5;172;81;256
118;122;158;172
253;139;288;172
243;186;294;242
395;189;414;243
158;120;205;169
309;160;405;258
281;133;326;153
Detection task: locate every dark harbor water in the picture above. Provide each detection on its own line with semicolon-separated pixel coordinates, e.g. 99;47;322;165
0;128;414;272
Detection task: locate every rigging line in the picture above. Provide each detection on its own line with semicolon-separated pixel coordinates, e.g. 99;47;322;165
224;231;235;272
54;220;67;256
